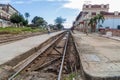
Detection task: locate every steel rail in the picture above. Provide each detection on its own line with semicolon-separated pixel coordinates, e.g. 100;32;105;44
57;32;69;80
8;32;66;80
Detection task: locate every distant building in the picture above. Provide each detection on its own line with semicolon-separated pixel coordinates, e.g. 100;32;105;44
0;4;19;27
74;4;120;31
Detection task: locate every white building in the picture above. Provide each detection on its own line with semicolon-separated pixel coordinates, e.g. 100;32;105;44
0;4;19;27
74;4;120;31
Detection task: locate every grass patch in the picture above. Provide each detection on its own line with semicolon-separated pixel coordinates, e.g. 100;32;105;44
0;27;46;34
64;73;76;80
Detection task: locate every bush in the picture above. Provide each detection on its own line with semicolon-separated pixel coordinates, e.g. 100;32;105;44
0;27;46;34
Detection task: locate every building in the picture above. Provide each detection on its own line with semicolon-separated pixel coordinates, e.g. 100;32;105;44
74;4;120;32
0;4;19;27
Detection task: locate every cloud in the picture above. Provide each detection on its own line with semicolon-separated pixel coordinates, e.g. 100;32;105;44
63;22;72;28
11;0;69;4
31;0;42;2
47;0;69;2
63;0;84;10
31;0;69;2
63;0;120;12
13;1;24;4
0;0;11;3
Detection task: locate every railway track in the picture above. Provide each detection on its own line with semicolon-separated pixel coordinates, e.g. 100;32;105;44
4;31;120;80
6;31;81;80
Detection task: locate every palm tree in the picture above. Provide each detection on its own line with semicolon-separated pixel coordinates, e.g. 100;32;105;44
97;14;105;28
93;16;98;32
88;14;105;32
88;18;93;32
88;17;97;32
24;12;30;20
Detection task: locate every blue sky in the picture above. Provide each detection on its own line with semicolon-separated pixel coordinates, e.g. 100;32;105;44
0;0;80;28
0;0;120;28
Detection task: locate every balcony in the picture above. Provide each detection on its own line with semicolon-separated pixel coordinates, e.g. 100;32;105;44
0;15;9;21
2;7;8;13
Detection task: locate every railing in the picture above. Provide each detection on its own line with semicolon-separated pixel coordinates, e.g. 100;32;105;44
0;15;9;21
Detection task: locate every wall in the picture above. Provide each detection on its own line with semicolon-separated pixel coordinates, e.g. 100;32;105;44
106;29;120;36
101;18;120;29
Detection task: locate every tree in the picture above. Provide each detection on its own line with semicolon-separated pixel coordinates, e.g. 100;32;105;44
22;19;28;26
88;17;98;32
88;14;105;32
10;13;29;27
88;18;95;32
56;24;64;30
32;16;47;27
97;14;105;28
48;24;54;29
55;17;66;24
54;17;66;29
42;21;48;27
10;13;24;27
25;12;30;20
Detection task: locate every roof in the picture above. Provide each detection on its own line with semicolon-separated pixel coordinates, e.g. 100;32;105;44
100;11;115;15
8;4;19;13
76;12;88;21
0;4;19;13
91;5;102;8
76;12;83;21
0;4;6;6
83;4;109;9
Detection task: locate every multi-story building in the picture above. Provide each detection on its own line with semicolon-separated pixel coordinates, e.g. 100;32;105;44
0;4;19;27
74;4;120;32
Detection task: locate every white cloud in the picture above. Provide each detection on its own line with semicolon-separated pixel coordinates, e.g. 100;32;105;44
13;1;24;4
63;0;83;10
63;0;120;12
30;0;69;2
0;0;11;3
63;22;72;28
47;0;69;1
11;0;69;4
31;0;42;2
63;20;73;28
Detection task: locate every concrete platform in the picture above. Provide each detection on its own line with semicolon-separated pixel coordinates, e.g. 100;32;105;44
0;31;64;65
103;35;120;41
72;31;120;80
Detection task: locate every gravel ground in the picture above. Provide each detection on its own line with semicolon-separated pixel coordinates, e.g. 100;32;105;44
14;72;57;80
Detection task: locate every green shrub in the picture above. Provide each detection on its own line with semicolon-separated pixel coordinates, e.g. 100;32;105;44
0;27;46;34
64;73;76;80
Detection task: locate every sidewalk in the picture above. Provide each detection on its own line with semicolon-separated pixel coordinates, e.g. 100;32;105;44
0;31;64;65
72;31;120;80
102;35;120;41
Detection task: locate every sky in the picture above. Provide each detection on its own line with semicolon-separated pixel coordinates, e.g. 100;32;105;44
0;0;120;28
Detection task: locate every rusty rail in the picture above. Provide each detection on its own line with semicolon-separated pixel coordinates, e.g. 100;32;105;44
8;31;66;80
57;32;69;80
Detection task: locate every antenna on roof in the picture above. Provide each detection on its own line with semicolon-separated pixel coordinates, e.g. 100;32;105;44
84;0;92;4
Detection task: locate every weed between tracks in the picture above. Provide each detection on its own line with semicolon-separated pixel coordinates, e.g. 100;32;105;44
63;73;76;80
